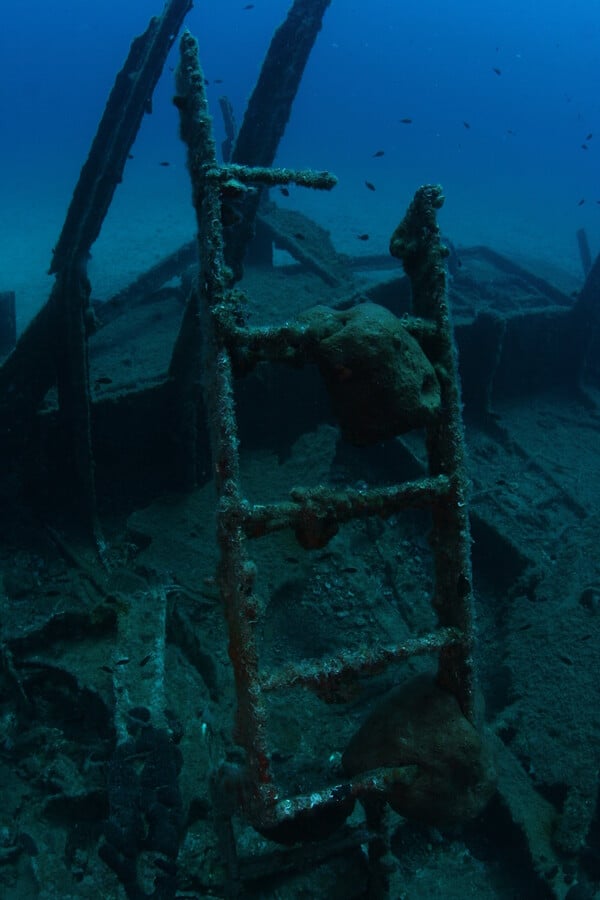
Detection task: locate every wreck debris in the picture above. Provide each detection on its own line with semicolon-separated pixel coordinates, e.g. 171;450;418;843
95;239;196;329
256;208;345;286
490;732;568;899
50;0;193;276
99;711;184;900
99;582;185;900
0;0;193;536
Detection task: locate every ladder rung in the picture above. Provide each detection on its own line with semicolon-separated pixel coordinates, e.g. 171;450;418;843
258;627;464;693
223;316;438;367
251;764;419;833
203;162;337;191
238;474;453;539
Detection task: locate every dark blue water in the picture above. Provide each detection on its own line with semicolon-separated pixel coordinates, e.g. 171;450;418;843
1;0;599;324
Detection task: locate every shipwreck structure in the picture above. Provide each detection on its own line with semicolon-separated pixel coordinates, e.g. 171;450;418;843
1;1;600;899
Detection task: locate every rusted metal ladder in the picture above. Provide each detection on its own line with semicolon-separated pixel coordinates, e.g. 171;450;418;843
176;30;476;896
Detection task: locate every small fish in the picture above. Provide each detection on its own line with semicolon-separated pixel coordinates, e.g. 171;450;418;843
243;3;254;8
492;67;502;75
139;654;152;668
159;161;170;167
581;143;588;150
172;95;187;110
399;117;413;124
506;129;516;135
365;180;376;191
586;132;593;140
279;187;290;196
294;232;305;241
115;657;130;665
372;150;385;157
214;78;224;84
357;233;370;241
204;78;210;85
578;198;585;206
128;153;134;159
463;121;471;129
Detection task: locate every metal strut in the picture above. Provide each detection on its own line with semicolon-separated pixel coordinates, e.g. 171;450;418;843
176;29;477;896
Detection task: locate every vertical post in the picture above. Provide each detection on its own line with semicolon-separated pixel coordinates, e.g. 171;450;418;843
50;268;99;539
168;288;203;490
175;30;274;799
0;291;16;359
218;96;237;163
569;250;600;388
576;227;592;278
390;185;476;721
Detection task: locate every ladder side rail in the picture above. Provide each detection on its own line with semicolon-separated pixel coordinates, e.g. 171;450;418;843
390;185;476;719
175;30;275;795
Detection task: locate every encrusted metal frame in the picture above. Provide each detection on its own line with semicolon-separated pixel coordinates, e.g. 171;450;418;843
176;28;476;894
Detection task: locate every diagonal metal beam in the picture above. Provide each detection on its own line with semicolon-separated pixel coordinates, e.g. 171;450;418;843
225;0;332;278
